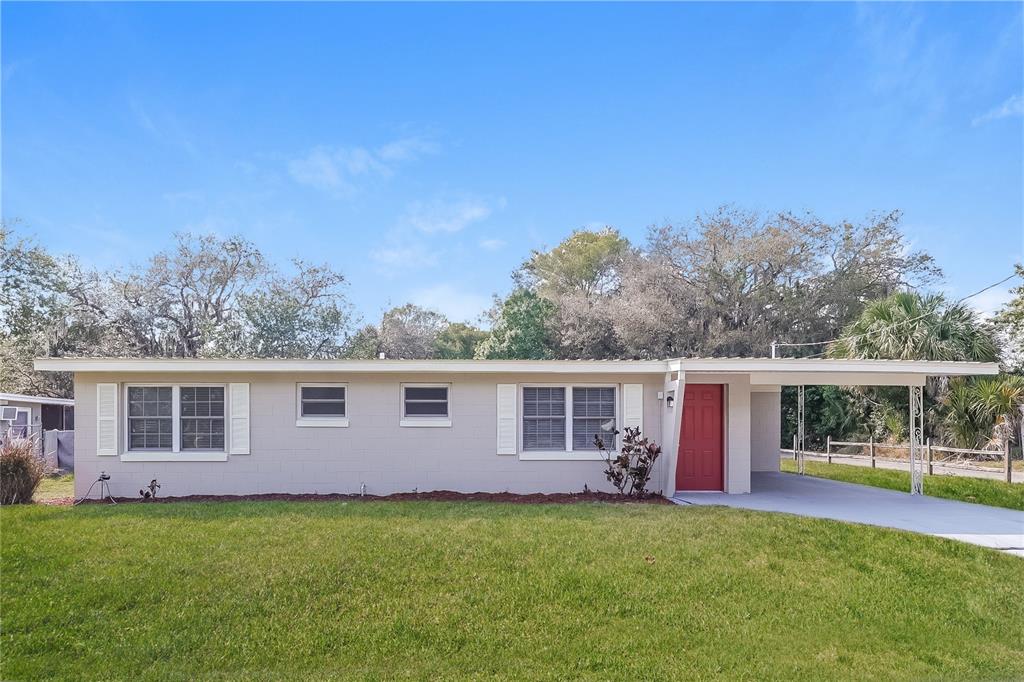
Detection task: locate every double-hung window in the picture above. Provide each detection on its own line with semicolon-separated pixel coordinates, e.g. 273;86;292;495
401;384;450;426
522;387;566;451
296;384;348;427
128;387;173;450
522;385;617;454
180;387;225;450
126;385;225;454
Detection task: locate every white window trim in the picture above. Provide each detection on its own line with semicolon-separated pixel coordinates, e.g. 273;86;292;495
400;383;452;427
122;383;228;461
518;383;620;460
295;383;349;427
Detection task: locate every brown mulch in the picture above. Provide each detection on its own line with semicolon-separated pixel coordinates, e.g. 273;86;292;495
73;490;671;506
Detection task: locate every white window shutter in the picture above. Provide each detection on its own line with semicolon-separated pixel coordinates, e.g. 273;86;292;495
96;383;118;456
496;384;517;455
229;383;250;455
623;384;644;433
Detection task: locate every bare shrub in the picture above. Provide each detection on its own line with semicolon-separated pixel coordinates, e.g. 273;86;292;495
1;439;45;505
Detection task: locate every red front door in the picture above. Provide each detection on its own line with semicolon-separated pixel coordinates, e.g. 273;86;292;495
676;384;724;491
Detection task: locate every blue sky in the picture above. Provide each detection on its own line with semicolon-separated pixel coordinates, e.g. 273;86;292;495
3;2;1022;325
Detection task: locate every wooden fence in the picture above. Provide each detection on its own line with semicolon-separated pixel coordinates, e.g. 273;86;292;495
784;436;1016;483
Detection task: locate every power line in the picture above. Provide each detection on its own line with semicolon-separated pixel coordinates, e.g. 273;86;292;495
770;270;1020;357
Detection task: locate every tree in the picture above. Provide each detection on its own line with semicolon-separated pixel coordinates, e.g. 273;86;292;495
518;227;630;298
994;264;1024;371
615;208;939;359
345;304;447;359
829;292;998;363
829;291;1000;443
231;260;353;358
435;323;487;359
475;289;557;360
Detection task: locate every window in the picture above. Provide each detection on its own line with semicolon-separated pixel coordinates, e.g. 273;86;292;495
572;387;616;450
126;385;226;453
522;387;566;451
296;384;348;426
128;387;173;450
180;387;225;450
401;384;450;426
521;385;617;454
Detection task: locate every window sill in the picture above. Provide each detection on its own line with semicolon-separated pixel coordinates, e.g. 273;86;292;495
296;418;349;428
518;451;608;461
120;452;228;462
400;419;452;428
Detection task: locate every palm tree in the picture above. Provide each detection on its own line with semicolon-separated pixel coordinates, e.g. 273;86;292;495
829;292;998;362
829;292;1000;443
970;375;1024;452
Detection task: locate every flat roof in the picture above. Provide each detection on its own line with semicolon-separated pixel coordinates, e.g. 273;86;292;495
33;357;999;382
0;392;75;406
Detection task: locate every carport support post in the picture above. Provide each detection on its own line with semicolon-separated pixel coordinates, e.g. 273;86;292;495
909;385;924;495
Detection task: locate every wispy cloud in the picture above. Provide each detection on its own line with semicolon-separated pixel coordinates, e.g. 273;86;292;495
129;98;201;159
403;196;502;234
972;93;1024;127
479;238;506;251
411;283;492;323
369;242;441;270
287;136;438;198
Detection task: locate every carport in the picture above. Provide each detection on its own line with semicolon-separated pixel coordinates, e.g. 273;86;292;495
662;358;1000;497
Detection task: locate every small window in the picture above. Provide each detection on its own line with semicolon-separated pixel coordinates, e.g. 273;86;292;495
572;386;616;450
523;387;566;451
402;385;449;421
300;385;346;417
128;386;173;451
180;386;225;450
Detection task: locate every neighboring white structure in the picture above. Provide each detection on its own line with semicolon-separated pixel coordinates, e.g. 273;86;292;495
34;357;998;500
0;392;75;438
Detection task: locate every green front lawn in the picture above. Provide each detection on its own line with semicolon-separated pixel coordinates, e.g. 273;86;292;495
781;459;1024;511
3;501;1023;681
32;474;75;503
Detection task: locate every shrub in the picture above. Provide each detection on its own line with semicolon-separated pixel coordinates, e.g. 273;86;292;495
594;426;662;498
0;439;45;505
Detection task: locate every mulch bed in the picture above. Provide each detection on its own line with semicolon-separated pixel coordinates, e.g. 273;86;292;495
70;490;671;506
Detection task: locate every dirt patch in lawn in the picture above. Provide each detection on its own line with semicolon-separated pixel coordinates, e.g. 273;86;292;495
76;490;671;506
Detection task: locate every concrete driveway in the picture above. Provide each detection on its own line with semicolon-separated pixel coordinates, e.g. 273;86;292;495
673;472;1024;556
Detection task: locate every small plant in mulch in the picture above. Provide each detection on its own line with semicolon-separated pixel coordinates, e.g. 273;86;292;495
0;439;45;505
594;426;662;499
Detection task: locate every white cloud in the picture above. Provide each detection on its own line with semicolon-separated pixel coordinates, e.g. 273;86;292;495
376;136;440;162
287;135;438;197
972;93;1024;127
411;283;492;322
479;238;506;251
403;197;497;234
369;243;440;270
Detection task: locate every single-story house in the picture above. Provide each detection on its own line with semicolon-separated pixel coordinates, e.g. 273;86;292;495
0;392;75;438
34;357;998;500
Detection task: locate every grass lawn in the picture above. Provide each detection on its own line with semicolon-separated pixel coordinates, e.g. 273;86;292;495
781;459;1024;511
32;474;75;503
3;501;1024;680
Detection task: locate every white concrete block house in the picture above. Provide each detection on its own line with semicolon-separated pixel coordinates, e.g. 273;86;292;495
34;357;998;500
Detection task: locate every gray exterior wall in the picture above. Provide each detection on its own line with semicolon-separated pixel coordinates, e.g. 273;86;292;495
74;372;667;499
750;389;782;472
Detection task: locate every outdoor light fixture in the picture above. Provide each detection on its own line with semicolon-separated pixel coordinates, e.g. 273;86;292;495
666;394;675;408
